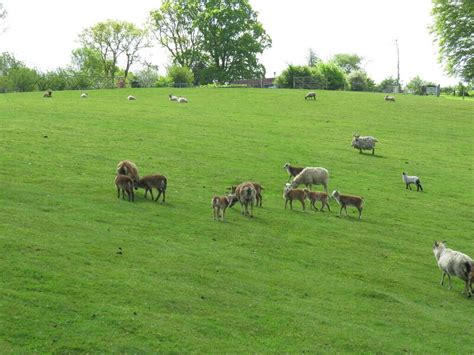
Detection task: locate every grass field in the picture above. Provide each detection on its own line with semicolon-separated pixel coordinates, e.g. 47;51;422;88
0;88;473;352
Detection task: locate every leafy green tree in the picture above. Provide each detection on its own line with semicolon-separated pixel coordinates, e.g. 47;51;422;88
0;52;23;75
431;0;474;82
307;48;320;67
8;67;39;92
195;0;271;83
120;25;150;81
405;76;435;95
377;76;399;92
275;65;312;88
166;65;194;86
315;62;347;90
330;53;363;74
150;0;203;74
347;70;370;91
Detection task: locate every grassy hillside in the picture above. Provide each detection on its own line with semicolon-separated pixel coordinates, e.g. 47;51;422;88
0;88;472;352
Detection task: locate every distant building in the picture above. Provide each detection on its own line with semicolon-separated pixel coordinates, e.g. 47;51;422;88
231;78;276;88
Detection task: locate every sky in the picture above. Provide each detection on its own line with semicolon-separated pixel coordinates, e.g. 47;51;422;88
0;0;459;86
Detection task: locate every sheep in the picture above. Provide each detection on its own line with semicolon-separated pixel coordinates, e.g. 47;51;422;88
351;134;378;155
211;193;238;221
177;97;188;103
234;181;257;217
127;95;137;100
283;163;305;182
116;160;140;185
115;174;134;202
168;94;178;101
331;190;363;219
304;188;331;212
81;93;88;98
384;95;396;101
43;90;52;98
283;183;306;211
290;167;329;193
135;175;167;202
228;182;264;207
305;92;316;100
433;241;473;297
402;172;423;191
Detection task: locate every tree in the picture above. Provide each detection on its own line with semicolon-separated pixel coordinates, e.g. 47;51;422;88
377;76;399;92
431;0;474;82
0;52;23;75
8;67;39;92
150;0;203;73
275;65;312;88
195;0;271;83
405;75;435;95
120;24;150;81
315;62;347;90
166;65;194;86
79;20;148;83
307;48;320;67
330;53;363;74
347;70;370;91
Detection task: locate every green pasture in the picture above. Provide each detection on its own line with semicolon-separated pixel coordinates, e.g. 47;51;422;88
0;88;473;352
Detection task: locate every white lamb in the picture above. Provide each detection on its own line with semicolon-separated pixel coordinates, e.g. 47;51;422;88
81;93;88;98
127;95;137;101
177;97;188;103
433;241;473;297
402;172;423;191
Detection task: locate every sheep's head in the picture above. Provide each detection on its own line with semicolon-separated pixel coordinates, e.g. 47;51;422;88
284;183;292;192
226;193;238;208
331;190;340;199
283;163;290;169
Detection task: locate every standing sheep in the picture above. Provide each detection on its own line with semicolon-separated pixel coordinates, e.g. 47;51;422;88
305;92;316;100
402;172;423;191
283;183;306;211
116;160;140;185
433;241;473;297
211;193;237;221
290;167;329;193
234;181;257;217
135;175;167;202
351;134;378;155
115;174;135;202
331;190;364;219
304;189;331;212
283;163;305;182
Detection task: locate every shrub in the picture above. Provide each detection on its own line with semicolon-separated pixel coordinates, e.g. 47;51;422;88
314;62;347;90
347;70;370;91
166;65;194;87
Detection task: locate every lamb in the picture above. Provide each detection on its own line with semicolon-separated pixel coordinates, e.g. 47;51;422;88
177;97;188;103
283;183;306;211
290;167;329;193
228;182;264;207
283;163;305;182
81;93;88;98
115;174;135;202
135;175;167;202
305;92;316;100
402;172;423;191
211;193;238;221
43;90;52;98
351;134;378;155
384;95;396;101
127;95;137;100
116;160;140;185
168;94;178;101
331;190;363;219
304;189;331;212
234;181;257;217
433;241;473;297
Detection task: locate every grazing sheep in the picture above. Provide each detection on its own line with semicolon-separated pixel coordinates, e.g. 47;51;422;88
177;97;188;103
331;190;363;219
283;163;305;182
290;167;329;193
115;174;134;202
127;95;137;100
81;93;88;98
304;188;331;212
433;241;473;297
384;95;396;101
351;134;378;155
135;175;167;202
43;90;52;98
228;182;264;207
305;92;316;100
116;160;140;185
211;193;237;221
234;181;257;217
168;94;178;101
402;172;423;191
283;183;306;211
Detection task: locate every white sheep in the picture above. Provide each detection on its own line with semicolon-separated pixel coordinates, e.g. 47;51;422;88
127;95;137;101
305;92;316;100
168;94;178;101
177;97;188;103
402;172;423;191
81;93;88;98
384;95;396;101
351;134;378;155
433;241;473;297
290;167;329;193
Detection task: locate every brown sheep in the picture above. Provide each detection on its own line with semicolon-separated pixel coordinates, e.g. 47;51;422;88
234;181;257;217
211;193;238;221
135;175;167;202
115;174;134;202
304;189;331;212
284;183;306;211
116;160;140;185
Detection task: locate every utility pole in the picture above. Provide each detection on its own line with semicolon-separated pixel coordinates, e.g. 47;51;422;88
395;39;400;91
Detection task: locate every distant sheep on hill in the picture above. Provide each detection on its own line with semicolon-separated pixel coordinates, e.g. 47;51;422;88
290;167;329;193
43;90;52;98
81;93;88;98
384;95;396;101
305;92;316;100
177;97;188;103
351;134;378;155
169;94;178;101
402;172;423;191
127;95;137;100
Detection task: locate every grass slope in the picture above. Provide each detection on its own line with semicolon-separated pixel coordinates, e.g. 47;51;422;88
0;88;473;352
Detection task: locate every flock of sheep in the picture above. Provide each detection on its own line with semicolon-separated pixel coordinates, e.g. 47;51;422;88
46;89;470;298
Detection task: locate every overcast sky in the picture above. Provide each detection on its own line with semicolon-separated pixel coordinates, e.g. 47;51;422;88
0;0;459;85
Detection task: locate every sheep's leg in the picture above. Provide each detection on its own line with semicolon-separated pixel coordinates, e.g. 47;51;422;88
148;188;155;201
213;207;217;220
339;206;344;216
117;187;120;199
285;199;288;209
240;203;245;215
344;205;348;216
289;200;293;210
326;201;331;212
447;274;452;290
358;207;362;220
372;148;375;155
250;202;254;218
221;208;226;221
122;189;126;199
155;189;162;202
301;200;305;211
312;201;318;211
130;189;134;202
440;272;446;286
162;189;166;203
